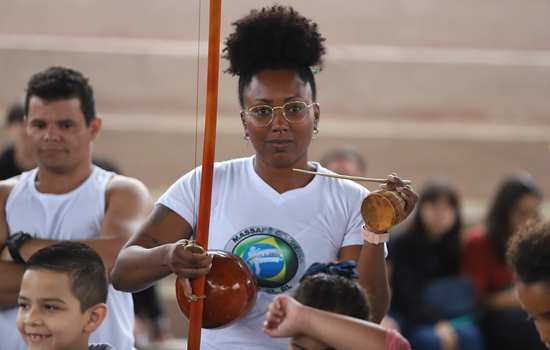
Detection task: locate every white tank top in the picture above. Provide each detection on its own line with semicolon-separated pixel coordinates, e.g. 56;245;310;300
1;166;135;350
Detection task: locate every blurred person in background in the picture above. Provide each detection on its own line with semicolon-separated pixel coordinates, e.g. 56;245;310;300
389;182;483;350
133;286;170;347
462;174;545;350
0;101;35;180
320;146;367;177
507;221;550;349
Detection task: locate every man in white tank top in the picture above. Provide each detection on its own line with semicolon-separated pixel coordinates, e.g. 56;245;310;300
0;67;150;350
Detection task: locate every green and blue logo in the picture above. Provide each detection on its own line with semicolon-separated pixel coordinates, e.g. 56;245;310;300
225;226;305;294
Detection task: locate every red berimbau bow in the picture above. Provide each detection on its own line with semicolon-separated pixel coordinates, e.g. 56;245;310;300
187;1;222;349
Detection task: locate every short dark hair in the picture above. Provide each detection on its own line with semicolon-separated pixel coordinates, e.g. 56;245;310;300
508;221;550;285
24;66;96;125
25;241;108;311
5;101;25;126
320;147;367;173
294;273;369;320
487;174;542;262
223;5;326;107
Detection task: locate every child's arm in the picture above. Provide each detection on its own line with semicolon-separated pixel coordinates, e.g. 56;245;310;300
263;295;410;350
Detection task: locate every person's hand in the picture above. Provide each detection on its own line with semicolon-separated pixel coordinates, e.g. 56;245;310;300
263;295;305;338
165;239;212;280
434;321;458;350
381;173;418;219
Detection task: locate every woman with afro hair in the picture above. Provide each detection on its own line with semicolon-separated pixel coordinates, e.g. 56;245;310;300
112;5;416;350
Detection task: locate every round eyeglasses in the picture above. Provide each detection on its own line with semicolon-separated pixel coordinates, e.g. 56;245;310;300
241;101;318;127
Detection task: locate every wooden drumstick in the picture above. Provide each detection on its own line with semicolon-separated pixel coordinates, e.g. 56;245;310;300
292;168;412;185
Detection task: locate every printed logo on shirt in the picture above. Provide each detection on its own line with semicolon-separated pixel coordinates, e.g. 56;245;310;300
225;226;305;294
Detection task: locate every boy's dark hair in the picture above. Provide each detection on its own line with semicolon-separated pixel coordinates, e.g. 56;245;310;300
223;5;326;107
25;241;108;311
5;101;25;126
294;273;369;320
507;221;550;285
487;174;542;262
24;66;96;125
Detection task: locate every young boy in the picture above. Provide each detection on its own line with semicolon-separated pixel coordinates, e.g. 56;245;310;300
16;241;113;350
508;222;550;349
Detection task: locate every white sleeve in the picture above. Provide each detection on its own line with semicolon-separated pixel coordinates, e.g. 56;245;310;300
341;185;369;247
156;167;201;229
341;185;388;257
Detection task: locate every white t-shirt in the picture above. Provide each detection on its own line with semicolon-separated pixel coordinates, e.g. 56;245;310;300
1;166;135;350
158;156;370;350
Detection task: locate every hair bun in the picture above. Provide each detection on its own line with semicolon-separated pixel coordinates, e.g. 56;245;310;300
224;5;326;77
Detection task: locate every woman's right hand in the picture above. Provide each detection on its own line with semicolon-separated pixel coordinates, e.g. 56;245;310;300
165;239;212;280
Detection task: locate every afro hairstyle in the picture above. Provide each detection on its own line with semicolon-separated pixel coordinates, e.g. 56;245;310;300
223;5;326;107
508;221;550;285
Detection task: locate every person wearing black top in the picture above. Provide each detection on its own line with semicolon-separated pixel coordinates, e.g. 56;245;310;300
0;101;35;180
388;182;483;350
